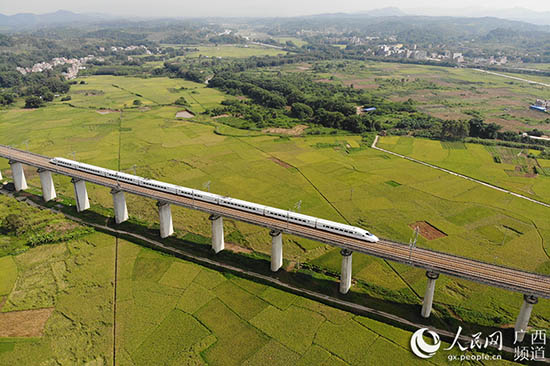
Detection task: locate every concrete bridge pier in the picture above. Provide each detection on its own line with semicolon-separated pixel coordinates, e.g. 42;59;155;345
38;168;56;202
209;215;224;253
421;271;439;318
514;295;538;342
340;249;353;294
111;189;128;224
270;230;283;272
9;161;27;191
71;178;89;212
157;201;174;238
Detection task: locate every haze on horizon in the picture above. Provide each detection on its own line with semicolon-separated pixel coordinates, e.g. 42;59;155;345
1;0;550;18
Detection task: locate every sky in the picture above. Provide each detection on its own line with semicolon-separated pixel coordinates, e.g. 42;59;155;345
1;0;550;17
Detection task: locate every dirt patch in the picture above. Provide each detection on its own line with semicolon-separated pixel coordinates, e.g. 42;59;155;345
176;110;195;118
212;114;230;119
0;307;54;337
269;157;292;169
225;242;253;254
505;166;537;178
409;221;447;240
44;221;79;234
417;106;470;120
96;109;118;115
75;89;104;96
139;107;151;112
262;124;309;136
285;261;297;272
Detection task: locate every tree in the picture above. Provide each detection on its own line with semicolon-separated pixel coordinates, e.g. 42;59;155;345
0;93;15;105
441;120;469;140
174;97;188;106
24;96;44;109
291;102;313;120
42;91;54;102
1;214;25;235
469;118;501;139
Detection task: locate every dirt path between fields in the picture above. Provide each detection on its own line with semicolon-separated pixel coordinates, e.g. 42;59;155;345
472;69;550;88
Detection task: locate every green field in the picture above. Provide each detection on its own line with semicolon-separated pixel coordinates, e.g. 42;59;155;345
183;44;287;58
0;194;507;365
377;135;550;205
1;73;550;363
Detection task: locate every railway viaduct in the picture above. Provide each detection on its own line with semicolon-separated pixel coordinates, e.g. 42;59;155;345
1;144;549;342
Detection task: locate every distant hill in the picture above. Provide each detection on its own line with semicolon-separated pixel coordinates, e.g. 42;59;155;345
264;13;550;36
358;7;407;17
0;10;115;29
404;7;550;26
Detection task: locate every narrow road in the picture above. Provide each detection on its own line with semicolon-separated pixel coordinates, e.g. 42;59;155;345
472;68;550;88
371;135;550;208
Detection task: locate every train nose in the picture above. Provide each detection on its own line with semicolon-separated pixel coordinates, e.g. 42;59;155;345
371;235;379;242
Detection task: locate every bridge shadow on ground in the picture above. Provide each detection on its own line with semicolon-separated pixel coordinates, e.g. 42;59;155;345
11;188;548;359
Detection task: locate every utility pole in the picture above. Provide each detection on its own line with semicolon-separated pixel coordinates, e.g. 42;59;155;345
203;180;211;192
408;226;419;263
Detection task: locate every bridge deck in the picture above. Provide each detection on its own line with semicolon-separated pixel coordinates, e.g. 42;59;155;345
2;145;550;299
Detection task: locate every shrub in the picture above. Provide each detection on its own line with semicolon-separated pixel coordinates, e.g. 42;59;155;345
24;95;44;109
175;97;189;106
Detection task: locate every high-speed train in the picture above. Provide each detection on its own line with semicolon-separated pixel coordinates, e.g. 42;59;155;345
51;157;379;242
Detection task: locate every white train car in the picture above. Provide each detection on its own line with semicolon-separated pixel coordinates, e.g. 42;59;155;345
287;211;316;228
72;161;107;176
176;186;194;199
51;157;380;242
105;170;142;185
139;178;177;194
193;190;221;203
219;197;265;215
51;157;79;169
316;218;379;242
264;206;289;221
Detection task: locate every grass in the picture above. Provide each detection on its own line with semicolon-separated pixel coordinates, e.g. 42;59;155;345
242;339;300;366
378;135;550;205
249;305;325;354
303;59;550;132
313;318;379;365
0;256;16;296
212;280;269;320
176;282;216;313
158;261;201;289
259;287;296;310
0;229;115;364
1;70;550;362
0;194;535;364
184;44;287;58
132;309;210;365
